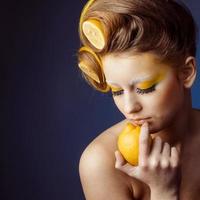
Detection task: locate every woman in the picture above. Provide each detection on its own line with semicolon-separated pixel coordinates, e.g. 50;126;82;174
77;0;200;199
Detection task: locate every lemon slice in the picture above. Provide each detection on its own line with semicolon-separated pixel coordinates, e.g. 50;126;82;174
79;46;102;66
79;0;96;41
78;46;101;83
82;19;106;50
78;46;110;92
78;61;100;83
78;61;111;92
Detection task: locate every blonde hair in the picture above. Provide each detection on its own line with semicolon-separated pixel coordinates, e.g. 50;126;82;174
77;0;198;92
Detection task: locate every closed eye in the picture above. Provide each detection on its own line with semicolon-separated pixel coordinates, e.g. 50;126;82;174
111;90;124;96
111;84;157;97
136;84;157;94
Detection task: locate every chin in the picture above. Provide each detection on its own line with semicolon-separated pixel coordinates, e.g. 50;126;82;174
147;122;159;134
147;120;166;134
148;116;175;134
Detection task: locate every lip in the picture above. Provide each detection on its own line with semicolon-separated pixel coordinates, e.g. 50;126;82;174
128;117;150;126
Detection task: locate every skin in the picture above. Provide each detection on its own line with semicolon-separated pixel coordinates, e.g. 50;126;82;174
79;51;200;200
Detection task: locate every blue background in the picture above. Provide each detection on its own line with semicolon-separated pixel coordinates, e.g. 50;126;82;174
2;0;200;199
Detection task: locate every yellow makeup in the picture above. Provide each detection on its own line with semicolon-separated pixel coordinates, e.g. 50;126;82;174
108;71;166;92
136;72;165;89
109;85;122;92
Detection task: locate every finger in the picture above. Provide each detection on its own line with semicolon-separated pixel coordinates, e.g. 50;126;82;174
170;147;180;168
115;150;126;169
148;137;162;168
160;142;170;168
121;163;138;177
150;137;162;157
115;151;138;177
139;122;150;166
117;162;138;177
162;142;170;158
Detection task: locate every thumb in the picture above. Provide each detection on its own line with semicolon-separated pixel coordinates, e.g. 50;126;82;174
115;150;126;169
115;150;138;177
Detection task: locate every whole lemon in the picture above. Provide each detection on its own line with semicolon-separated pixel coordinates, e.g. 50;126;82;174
117;123;140;166
118;122;152;166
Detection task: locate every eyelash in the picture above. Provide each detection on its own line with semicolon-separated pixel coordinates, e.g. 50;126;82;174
111;84;157;97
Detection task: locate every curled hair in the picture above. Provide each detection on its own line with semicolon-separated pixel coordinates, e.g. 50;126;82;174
77;0;198;92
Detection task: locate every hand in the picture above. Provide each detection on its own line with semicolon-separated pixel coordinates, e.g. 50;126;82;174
115;122;180;196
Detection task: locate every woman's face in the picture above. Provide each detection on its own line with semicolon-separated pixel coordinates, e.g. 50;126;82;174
102;52;185;133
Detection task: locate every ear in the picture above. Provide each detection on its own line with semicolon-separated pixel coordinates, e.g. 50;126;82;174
178;56;197;89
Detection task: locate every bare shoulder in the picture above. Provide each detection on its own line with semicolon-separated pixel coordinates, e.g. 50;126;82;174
80;119;130;159
79;119;140;200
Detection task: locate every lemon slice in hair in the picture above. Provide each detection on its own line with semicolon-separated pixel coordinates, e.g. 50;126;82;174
82;19;106;50
79;0;96;41
78;46;110;92
78;61;101;83
78;46;101;83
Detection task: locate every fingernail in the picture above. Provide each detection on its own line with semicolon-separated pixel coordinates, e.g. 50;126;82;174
115;151;119;157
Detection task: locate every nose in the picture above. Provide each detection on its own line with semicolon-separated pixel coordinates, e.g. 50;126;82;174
124;92;142;114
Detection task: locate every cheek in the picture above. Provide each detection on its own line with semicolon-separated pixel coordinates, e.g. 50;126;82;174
113;98;125;114
148;78;183;115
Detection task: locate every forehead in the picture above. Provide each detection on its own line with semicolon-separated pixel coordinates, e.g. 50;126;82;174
102;52;170;83
102;52;164;71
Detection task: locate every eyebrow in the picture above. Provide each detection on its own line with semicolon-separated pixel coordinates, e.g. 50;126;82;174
106;75;155;87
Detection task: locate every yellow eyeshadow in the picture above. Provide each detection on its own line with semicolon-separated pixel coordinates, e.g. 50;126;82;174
137;73;165;89
108;71;166;91
137;79;157;89
109;85;122;92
